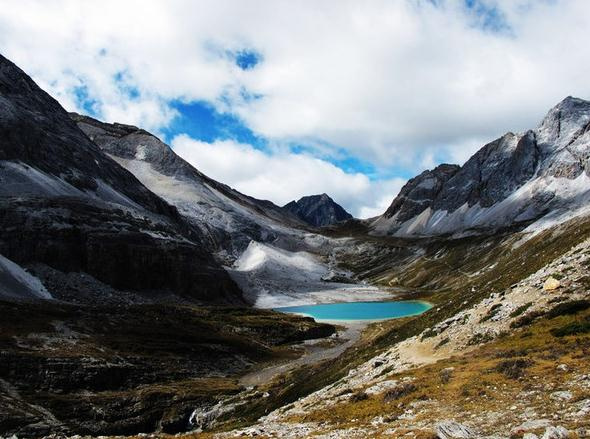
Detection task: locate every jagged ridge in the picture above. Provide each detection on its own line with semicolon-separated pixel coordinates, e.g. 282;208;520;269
373;96;590;237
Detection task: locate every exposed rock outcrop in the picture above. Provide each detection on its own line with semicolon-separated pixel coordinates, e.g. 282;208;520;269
283;193;353;227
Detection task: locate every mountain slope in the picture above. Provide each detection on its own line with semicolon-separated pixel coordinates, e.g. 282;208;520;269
71;113;311;260
283;193;353;227
372;96;590;237
0;254;51;301
0;53;241;305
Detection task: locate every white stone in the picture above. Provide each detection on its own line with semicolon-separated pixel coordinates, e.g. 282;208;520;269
435;421;475;438
550;391;573;401
541;426;570;439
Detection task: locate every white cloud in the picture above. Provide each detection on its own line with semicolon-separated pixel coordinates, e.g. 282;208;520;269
171;134;404;218
1;0;590;213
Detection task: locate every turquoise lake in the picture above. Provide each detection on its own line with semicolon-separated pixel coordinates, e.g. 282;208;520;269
274;300;432;321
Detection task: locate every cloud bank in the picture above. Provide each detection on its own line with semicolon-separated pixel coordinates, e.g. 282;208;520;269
1;0;590;216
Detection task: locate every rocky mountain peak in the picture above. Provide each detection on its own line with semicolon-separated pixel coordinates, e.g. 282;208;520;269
0;54;242;305
383;163;460;222
536;96;590;150
70;112;171;165
373;96;590;237
283;193;353;227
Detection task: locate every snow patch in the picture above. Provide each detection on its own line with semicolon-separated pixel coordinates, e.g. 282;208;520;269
230;241;393;308
135;144;148;160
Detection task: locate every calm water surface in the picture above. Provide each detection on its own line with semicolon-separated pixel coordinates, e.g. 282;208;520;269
274;300;432;321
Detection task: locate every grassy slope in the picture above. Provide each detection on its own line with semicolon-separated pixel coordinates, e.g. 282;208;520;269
282;306;590;437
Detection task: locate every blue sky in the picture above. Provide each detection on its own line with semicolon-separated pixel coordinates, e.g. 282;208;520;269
2;0;589;217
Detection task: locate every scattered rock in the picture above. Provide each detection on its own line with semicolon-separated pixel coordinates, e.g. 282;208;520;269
373;358;386;368
556;364;569;372
435;421;475;438
543;277;561;291
511;419;552;437
550;391;573;401
541;426;569;439
365;380;399;395
575;399;590;417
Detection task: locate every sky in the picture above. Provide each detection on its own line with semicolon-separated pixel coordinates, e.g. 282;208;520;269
1;0;590;217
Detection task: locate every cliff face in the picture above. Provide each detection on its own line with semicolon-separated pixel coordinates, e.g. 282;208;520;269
0;54;242;305
382;164;460;223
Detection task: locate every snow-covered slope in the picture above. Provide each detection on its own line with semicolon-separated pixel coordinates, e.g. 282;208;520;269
372;97;590;237
229;241;392;308
72;114;311;260
0;254;51;301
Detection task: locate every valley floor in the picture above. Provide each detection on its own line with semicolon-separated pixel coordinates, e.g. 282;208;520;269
207;237;590;438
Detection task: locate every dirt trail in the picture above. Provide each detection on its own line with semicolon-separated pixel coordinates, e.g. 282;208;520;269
240;321;368;387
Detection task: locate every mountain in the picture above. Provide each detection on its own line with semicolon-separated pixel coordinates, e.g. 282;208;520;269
70;113;310;261
3;52;590;438
372;96;590;237
283;193;353;227
0;53;241;305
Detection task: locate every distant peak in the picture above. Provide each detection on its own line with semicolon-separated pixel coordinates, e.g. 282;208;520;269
283;193;352;227
298;193;333;203
550;96;590;113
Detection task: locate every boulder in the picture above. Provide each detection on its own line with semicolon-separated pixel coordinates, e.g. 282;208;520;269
550;391;573;401
541;426;570;439
543;277;561;291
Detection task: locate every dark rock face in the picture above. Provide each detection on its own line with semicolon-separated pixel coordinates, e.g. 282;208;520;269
432;131;540;211
70;113;308;259
0;54;175;216
283;193;353;227
0;54;242;305
376;96;590;236
383;164;460;222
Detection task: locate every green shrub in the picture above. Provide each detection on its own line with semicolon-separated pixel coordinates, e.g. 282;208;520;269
349;391;368;402
510;310;545;328
550;318;590;337
546;300;590;319
383;382;417;402
509;302;532;318
495;358;533;379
